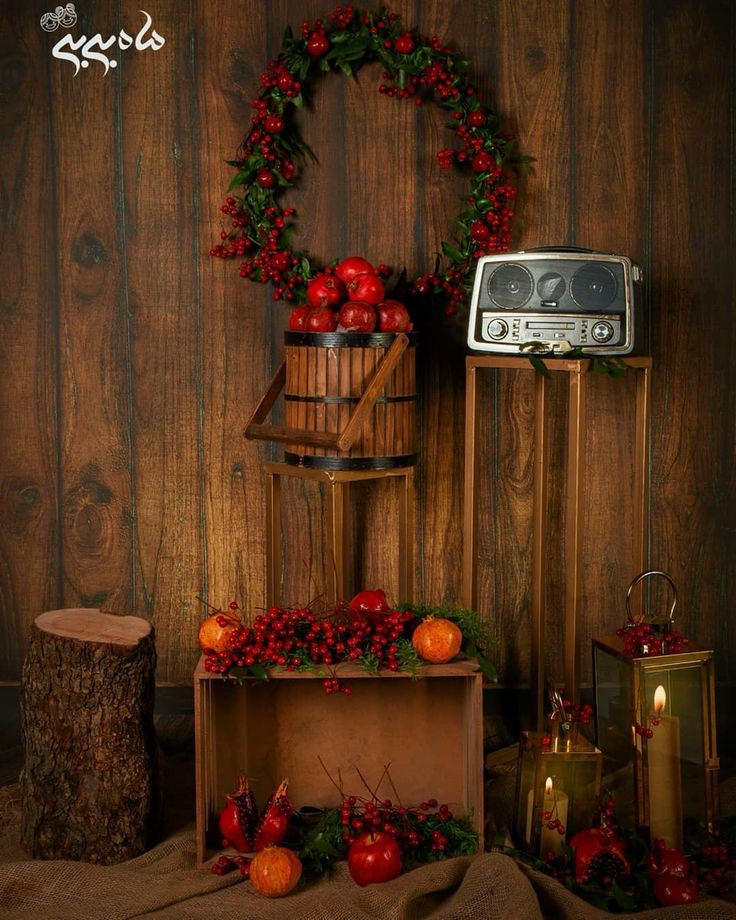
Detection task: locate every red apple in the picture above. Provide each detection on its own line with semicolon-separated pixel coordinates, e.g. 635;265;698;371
306;272;346;308
335;256;375;285
347;832;402;887
305;306;338;332
338;301;377;333
346;272;385;306
288;305;311;332
377;300;413;333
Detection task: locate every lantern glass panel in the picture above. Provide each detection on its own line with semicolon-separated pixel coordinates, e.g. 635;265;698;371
514;732;602;856
593;636;718;846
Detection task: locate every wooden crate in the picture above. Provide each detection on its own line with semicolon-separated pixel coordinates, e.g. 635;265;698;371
194;657;484;864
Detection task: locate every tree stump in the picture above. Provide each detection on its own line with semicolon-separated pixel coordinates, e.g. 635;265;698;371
20;608;160;863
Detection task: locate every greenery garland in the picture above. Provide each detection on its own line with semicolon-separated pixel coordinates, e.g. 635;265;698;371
211;4;528;318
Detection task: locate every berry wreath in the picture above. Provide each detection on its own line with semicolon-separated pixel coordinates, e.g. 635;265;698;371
211;5;529;319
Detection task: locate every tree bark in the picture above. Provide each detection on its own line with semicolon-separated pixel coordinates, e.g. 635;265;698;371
20;608;160;863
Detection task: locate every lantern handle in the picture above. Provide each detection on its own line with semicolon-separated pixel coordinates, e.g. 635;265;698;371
626;570;677;625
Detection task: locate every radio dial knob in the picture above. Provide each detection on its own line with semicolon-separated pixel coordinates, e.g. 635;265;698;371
487;318;508;340
591;321;614;343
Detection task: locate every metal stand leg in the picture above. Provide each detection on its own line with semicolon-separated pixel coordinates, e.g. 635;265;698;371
266;468;282;607
531;372;548;731
398;468;414;603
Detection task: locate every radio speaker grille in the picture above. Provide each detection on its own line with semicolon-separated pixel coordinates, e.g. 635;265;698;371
488;263;533;308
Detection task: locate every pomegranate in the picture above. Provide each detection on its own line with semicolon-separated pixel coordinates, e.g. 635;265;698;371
349;589;390;617
346;272;385;305
306;272;345;308
338;301;377;333
198;610;240;654
335;255;375;285
348;832;402;886
218;775;257;852
252;778;293;851
648;838;689;879
411;616;462;664
377;300;413;333
652;874;698;906
249;846;302;897
288;305;311;332
305;306;338;332
569;825;630;884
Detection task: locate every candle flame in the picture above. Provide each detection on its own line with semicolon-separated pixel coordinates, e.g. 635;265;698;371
545;776;553;795
653;684;666;715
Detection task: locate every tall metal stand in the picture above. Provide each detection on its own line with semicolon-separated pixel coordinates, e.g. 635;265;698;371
265;461;415;607
463;356;652;729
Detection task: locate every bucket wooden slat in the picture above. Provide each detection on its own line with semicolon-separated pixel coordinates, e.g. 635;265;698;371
283;332;416;471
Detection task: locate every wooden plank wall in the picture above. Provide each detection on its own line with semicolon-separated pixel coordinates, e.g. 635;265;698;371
0;0;733;691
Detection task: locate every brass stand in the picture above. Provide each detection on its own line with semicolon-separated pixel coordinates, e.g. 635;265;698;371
462;356;652;728
265;461;415;606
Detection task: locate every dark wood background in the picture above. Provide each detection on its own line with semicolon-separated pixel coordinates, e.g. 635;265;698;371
0;0;733;697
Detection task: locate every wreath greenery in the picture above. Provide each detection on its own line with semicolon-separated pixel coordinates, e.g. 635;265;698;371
211;5;528;318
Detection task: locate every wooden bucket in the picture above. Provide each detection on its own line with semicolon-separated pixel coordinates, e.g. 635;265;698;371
282;331;416;470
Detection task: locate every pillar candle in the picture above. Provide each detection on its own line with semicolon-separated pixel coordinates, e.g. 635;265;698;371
526;776;569;857
647;685;683;849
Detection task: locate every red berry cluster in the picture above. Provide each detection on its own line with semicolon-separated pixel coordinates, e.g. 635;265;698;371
339;795;454;856
211;853;251;876
697;843;736;897
213;5;524;320
542;810;566;835
202;603;415;694
616;622;689;657
633;720;655;739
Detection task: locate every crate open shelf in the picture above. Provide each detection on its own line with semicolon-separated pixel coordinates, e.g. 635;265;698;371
194;656;484;864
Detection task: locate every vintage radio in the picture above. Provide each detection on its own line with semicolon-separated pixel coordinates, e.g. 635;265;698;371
467;248;645;356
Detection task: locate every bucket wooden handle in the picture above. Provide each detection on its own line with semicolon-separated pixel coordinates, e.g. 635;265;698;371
244;333;410;452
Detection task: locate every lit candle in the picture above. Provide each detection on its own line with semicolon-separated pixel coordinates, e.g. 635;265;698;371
526;776;569;857
646;685;683;849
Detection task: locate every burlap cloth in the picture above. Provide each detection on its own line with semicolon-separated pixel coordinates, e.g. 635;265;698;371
1;787;735;920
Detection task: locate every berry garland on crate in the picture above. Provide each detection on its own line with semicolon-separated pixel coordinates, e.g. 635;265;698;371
210;5;528;319
197;590;497;694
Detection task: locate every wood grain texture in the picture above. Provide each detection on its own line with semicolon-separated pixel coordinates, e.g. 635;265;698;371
119;1;202;679
0;0;734;697
649;0;735;680
196;1;270;655
481;0;572;685
0;6;59;678
570;0;649;685
415;0;472;606
51;0;133;617
342;0;418;602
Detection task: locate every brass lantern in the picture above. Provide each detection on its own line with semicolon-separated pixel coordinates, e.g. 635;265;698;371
514;728;603;858
593;571;719;849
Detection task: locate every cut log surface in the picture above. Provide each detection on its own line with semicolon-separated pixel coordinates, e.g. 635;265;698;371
20;608;160;864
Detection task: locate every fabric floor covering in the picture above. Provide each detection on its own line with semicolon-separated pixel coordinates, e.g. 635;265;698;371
2;809;736;919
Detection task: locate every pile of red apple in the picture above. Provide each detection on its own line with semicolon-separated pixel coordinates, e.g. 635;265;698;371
289;256;413;334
